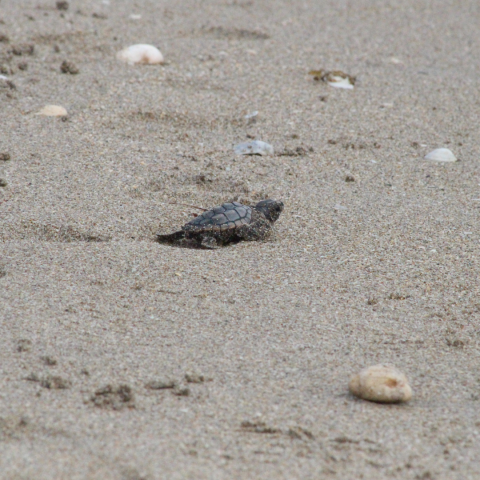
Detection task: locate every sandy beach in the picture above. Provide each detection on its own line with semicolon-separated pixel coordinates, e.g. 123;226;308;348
1;0;480;478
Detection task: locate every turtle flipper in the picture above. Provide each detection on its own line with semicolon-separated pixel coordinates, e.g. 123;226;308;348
237;209;272;241
200;236;219;249
156;231;185;244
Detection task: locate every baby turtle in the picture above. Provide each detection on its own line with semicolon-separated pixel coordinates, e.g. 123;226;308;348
157;199;284;249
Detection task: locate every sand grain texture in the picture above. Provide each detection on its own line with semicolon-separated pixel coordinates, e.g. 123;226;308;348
1;0;480;479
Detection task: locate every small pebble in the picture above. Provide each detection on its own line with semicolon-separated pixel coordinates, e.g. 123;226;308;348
36;105;68;117
60;60;79;74
0;153;10;161
349;364;412;404
0;178;7;187
117;44;164;65
424;148;457;163
345;175;355;182
17;339;32;352
56;1;69;10
234;140;274;156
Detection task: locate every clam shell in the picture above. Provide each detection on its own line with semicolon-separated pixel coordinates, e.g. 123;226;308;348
116;44;164;65
349;364;412;403
36;105;68;117
309;70;355;89
424;148;457;163
234;140;274;156
324;71;355;89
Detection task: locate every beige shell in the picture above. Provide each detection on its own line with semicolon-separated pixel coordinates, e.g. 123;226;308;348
424;148;457;163
349;365;412;403
36;105;68;117
116;44;164;65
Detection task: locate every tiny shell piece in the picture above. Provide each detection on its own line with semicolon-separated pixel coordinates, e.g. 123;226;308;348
234;140;274;156
116;44;164;65
324;71;355;89
309;69;355;89
36;105;68;117
349;364;412;403
424;148;457;163
389;57;403;64
244;111;258;119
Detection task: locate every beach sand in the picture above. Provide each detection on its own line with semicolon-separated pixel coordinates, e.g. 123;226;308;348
1;0;480;478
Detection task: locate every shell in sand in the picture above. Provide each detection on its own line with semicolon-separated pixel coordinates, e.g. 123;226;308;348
349;364;412;403
36;105;68;117
117;44;164;65
424;148;457;163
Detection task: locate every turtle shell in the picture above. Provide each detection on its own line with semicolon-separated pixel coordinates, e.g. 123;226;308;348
183;202;252;233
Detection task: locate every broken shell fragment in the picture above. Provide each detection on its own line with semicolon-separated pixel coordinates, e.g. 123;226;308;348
116;44;164;65
234;140;274;156
244;111;258;119
309;69;355;89
36;105;68;117
324;71;355;89
349;365;412;403
424;148;457;163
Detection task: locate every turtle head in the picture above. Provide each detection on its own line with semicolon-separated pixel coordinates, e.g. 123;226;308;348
254;199;284;223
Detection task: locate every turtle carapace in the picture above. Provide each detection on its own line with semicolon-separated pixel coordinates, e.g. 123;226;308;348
156;199;284;249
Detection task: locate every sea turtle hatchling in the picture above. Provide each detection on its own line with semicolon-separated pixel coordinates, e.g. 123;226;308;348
156;199;284;249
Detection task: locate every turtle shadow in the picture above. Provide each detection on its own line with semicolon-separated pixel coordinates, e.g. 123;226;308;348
155;236;242;250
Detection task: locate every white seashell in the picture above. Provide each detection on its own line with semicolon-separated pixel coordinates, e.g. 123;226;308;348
234;140;274;156
36;105;68;117
424;148;457;163
244;111;258;119
309;70;355;89
389;57;403;64
349;364;412;404
0;75;8;80
129;14;142;20
117;44;164;65
326;73;354;89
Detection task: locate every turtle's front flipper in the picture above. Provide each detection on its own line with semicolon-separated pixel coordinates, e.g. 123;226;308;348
200;236;220;249
237;210;272;241
156;231;185;244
